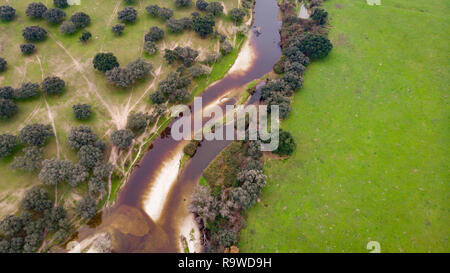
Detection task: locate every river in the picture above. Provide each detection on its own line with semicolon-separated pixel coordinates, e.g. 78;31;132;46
66;0;282;253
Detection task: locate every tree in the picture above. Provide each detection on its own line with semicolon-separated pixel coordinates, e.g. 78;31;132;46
0;57;6;72
311;8;328;25
157;72;191;103
15;82;40;100
166;18;192;33
127;58;152;80
174;46;199;67
196;0;208;11
41;76;65;95
93;162;113;181
22;26;48;42
273;130;296;156
79;30;92;43
0;5;16;21
72;104;91;120
164;49;178;64
43;206;68;232
68;126;99;150
220;40;233;55
0;215;24;236
229;8;246;24
192;13;215;37
158;7;174;20
212;229;237;250
175;0;192;8
150;90;165;104
20;43;36;55
43;8;66;24
118;7;137;23
0;99;17;119
77;144;104;169
26;2;48;19
145;5;160;17
247;140;262;159
245;158;263;171
183;141;199;157
127;112;147;133
9;237;24;253
188;186;219;223
188;64;210;78
206;2;224;16
106;67;135;88
68;164;89;187
60;20;77;34
54;0;69;9
111;23;125;36
70;12;90;28
88;176;106;196
143;41;157;55
76;197;97;219
38;159;73;185
93;52;119;72
19;124;53;147
0;86;14;99
293;33;332;60
145;26;164;42
0;134;17;158
11;147;43;172
111;129;134;150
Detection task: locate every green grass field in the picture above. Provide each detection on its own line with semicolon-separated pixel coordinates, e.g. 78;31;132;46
240;0;449;252
0;0;243;217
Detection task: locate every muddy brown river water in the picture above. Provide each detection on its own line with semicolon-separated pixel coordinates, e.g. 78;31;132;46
69;0;282;253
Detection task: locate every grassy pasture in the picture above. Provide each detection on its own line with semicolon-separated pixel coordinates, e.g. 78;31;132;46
0;0;243;216
240;0;449;252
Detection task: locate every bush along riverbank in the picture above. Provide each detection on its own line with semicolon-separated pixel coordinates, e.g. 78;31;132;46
188;0;332;253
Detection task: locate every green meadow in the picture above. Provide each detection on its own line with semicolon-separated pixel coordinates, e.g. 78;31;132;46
240;0;449;252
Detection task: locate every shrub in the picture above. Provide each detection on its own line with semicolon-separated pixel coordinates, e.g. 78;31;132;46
206;2;224;16
220;40;233;55
54;0;69;9
118;7;137;23
11;146;43;172
19;124;53;147
143;41;157;55
127;112;147;133
26;3;47;19
72;104;91;120
76;197;97;219
229;8;246;24
183;141;199;157
196;0;209;11
0;58;6;72
188;64;210;78
70;12;90;29
41;76;65;95
111;23;125;36
0;134;17;158
202;52;221;64
93;52;119;72
60;20;77;34
20;43;36;55
106;67;135;88
111;129;134;150
42;8;66;24
22;26;48;42
80;30;92;42
175;0;192;8
0;99;17;119
15;82;40;100
0;5;16;21
274;130;296;156
145;26;164;42
0;86;14;99
127;58;152;80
